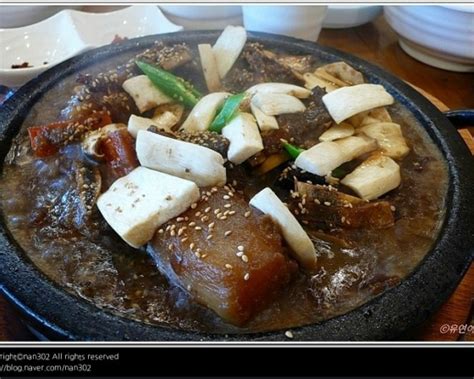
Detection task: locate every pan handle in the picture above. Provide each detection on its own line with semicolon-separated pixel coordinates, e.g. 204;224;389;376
443;109;474;130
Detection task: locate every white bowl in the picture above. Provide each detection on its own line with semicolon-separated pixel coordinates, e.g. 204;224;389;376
0;6;68;28
159;5;243;30
322;6;382;29
384;6;474;72
242;5;328;41
0;6;182;88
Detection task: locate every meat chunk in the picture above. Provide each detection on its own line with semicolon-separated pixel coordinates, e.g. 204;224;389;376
223;43;304;92
148;187;297;325
290;182;395;229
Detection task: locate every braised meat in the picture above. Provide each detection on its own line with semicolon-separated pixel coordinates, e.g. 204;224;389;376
148;187;298;325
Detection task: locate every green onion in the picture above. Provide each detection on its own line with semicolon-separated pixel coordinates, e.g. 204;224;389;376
281;141;305;159
209;93;246;133
136;61;201;108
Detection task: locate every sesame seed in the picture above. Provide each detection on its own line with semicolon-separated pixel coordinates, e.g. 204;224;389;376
244;211;251;218
241;254;249;263
220;216;228;220
208;222;215;229
223;195;230;200
195;211;201;217
195;252;201;258
178;227;186;236
206;234;213;240
225;264;233;269
228;210;236;215
244;273;250;281
176;217;184;222
181;237;188;243
341;216;346;223
224;203;232;208
390;205;396;211
170;230;176;237
201;215;209;222
158;229;164;234
205;207;211;213
189;243;195;250
189;222;196;227
214;208;221;215
236;251;244;257
238;245;244;251
285;330;294;339
168;243;173;251
324;201;331;206
191;203;198;209
314;199;321;205
195;226;202;231
224;230;232;237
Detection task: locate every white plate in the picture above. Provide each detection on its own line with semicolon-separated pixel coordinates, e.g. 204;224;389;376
0;6;182;88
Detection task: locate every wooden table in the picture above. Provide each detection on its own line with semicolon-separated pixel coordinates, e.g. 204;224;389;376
1;15;473;341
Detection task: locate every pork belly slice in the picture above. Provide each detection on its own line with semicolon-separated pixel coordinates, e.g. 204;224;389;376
148;187;297;325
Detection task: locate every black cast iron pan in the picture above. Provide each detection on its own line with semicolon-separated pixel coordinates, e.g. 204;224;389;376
0;31;473;341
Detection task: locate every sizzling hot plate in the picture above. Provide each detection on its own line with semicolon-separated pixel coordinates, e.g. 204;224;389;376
0;31;473;341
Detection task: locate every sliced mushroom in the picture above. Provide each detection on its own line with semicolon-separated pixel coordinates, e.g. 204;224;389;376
319;122;355;142
319;62;365;85
359;122;410;159
246;82;311;98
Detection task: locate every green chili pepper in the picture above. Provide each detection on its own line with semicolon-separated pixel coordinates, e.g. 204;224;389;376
136;61;201;108
282;141;305;159
209;93;246;133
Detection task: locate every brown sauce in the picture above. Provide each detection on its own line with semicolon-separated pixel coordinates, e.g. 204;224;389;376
0;46;448;334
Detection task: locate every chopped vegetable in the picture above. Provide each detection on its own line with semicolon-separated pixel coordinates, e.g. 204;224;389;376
336;135;378;162
100;128;139;179
314;67;348;87
319;62;364;85
28;111;112;157
319;122;354;142
136;61;201;108
122;75;172;113
181;92;230;132
222;112;264;164
209;92;246;133
97;166;200;248
198;43;222;92
254;152;290;175
303;72;338;92
359;122;410;159
281;141;305;159
250;103;279;131
152;103;184;127
249;187;317;270
246;83;311;98
212;25;247;78
251;93;305;116
341;153;401;200
136;130;226;187
295;141;346;177
322;84;394;124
